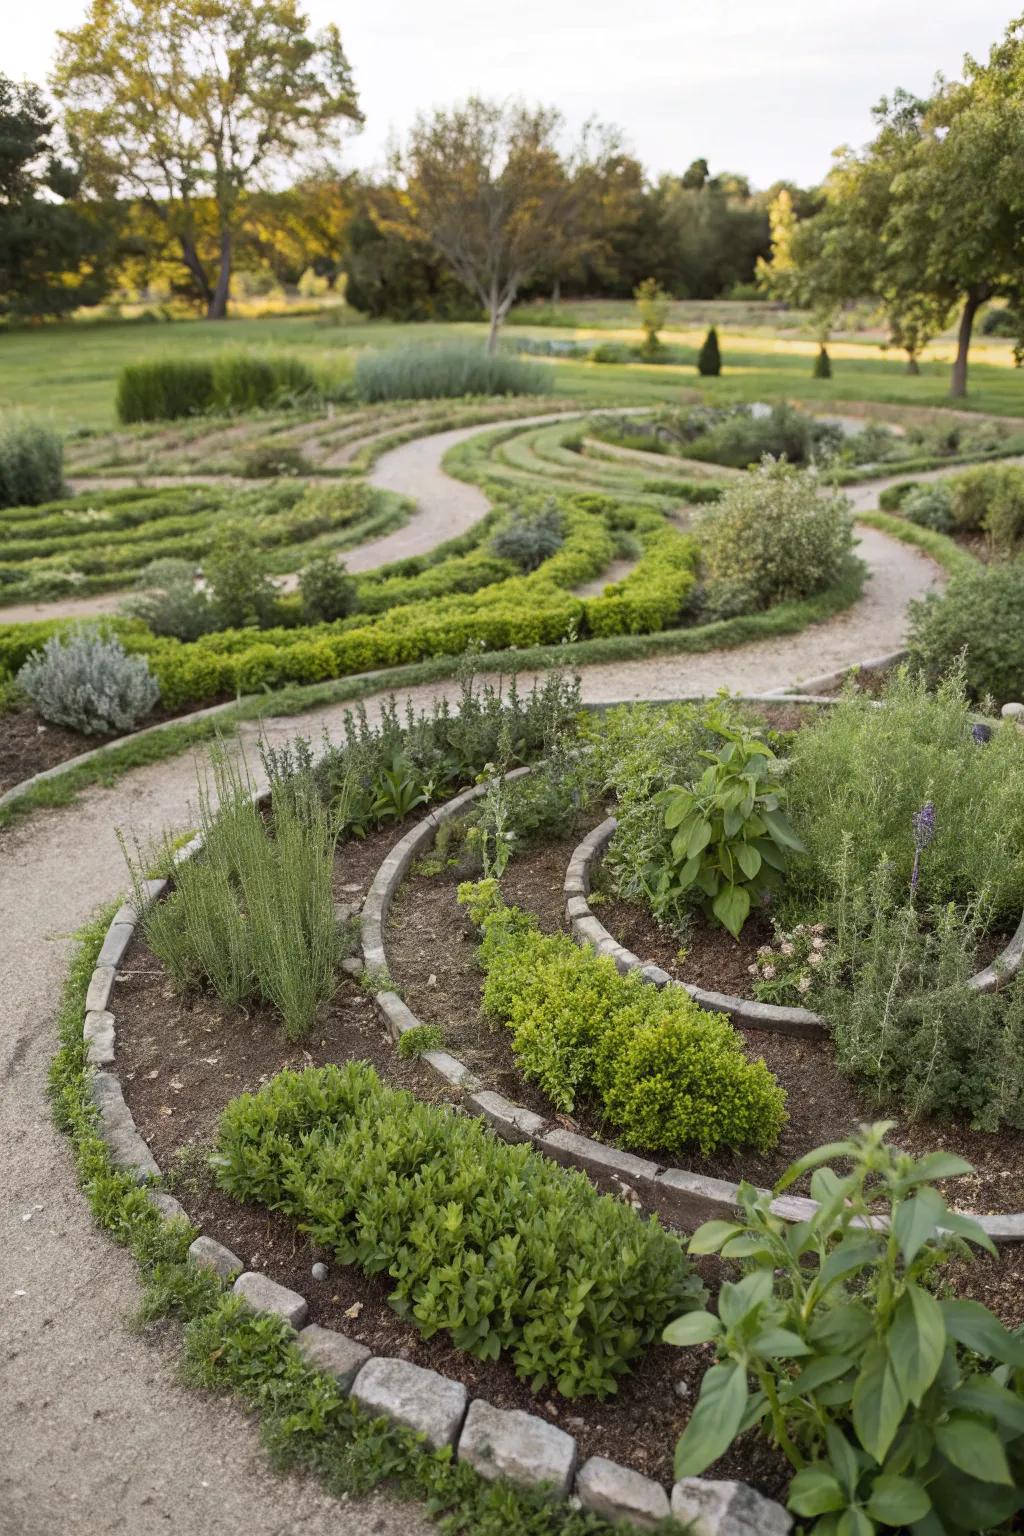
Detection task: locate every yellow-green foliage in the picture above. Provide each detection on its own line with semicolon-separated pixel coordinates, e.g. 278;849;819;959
461;881;786;1156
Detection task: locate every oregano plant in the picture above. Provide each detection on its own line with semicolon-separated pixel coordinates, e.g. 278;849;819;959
664;1123;1024;1534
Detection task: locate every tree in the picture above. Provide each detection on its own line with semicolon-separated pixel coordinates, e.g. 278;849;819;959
697;327;722;376
388;98;613;352
0;74;114;319
53;0;361;319
634;277;670;356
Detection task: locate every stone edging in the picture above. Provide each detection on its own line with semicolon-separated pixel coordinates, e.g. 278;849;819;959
82;815;795;1533
359;789;1024;1247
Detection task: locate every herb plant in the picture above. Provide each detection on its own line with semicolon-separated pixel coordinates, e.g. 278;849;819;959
665;1123;1024;1535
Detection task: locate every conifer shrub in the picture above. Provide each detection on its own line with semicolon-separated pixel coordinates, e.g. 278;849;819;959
696;327;722;376
812;344;832;379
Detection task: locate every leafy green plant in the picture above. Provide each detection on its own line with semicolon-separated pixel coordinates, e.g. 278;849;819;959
298;552;358;623
17;627;160;734
396;1022;444;1058
750;922;831;1006
203;531;282;630
490;502;565;571
664;1123;1024;1535
653;713;804;937
122;557;219;641
634;277;671;356
908;563;1024;708
0;413;64;508
213;1060;703;1397
369;754;431;823
240;442;313;478
461;881;787;1155
116;360;216;423
903;483;954;533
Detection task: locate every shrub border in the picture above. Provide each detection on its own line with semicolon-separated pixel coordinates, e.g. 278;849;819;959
358;768;1024;1246
74;818;792;1533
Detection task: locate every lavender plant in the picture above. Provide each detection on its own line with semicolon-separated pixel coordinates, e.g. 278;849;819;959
17;628;159;734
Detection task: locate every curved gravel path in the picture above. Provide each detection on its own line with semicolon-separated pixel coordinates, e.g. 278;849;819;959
0;412;949;1534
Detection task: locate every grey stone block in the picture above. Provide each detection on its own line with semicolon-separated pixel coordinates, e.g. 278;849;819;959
564;895;590;920
83;1010;115;1067
232;1271;308;1330
458;1399;576;1497
576;1457;670;1529
352;1357;467;1450
375;991;420;1041
85;965;116;1014
1001;701;1024;718
103;1124;160;1182
640;963;671;989
295;1325;370;1390
188;1235;242;1281
97;922;135;970
421;1050;480;1091
466;1090;546;1145
90;1070;133;1130
653;1168;742;1229
111;901;140;930
671;1478;792;1536
540;1128;659;1197
148;1189;189;1224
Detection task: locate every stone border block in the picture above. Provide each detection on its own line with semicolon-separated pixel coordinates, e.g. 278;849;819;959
232;1271;308;1330
352;1357;467;1450
189;1235;242;1281
83;1009;115;1067
540;1128;659;1197
85;965;116;1014
576;1456;671;1529
671;1477;792;1535
466;1090;547;1145
458;1399;577;1497
295;1324;370;1390
421;1050;480;1091
97;922;136;970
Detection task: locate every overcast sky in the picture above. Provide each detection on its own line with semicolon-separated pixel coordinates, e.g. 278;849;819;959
6;0;1015;188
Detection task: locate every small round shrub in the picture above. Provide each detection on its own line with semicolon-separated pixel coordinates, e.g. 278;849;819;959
902;482;954;533
908;560;1024;707
122;558;218;641
588;340;631;365
17;629;160;734
240;443;312;478
298;553;358;623
490;503;565;571
981;306;1022;337
696;457;854;616
0;415;64;509
204;533;281;629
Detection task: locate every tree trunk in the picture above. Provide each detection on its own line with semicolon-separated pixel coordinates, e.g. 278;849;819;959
486;285;500;355
950;290;984;398
551;277;561;305
178;234;213;310
207;230;232;320
906;352;920;375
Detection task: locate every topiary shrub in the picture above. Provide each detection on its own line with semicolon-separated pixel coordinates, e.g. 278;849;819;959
696;457;855;616
696;326;721;376
489;502;565;571
908;560;1024;707
17;628;160;734
116;361;215;423
298;553;358;623
812;344;831;379
0;415;64;509
122;558;218;641
902;482;954;533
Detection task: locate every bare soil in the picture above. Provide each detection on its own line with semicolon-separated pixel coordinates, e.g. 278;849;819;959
0;707;110;793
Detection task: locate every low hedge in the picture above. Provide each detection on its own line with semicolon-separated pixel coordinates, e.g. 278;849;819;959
461;882;787;1157
213;1061;702;1398
116;353;318;423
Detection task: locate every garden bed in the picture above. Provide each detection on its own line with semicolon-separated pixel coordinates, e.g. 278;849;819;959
109;818;788;1497
0;705;113;793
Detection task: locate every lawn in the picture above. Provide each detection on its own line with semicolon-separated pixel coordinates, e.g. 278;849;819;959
4;306;1024;433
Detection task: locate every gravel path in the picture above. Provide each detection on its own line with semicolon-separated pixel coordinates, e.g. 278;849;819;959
0;414;948;1534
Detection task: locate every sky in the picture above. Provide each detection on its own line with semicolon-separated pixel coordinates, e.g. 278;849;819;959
5;0;1016;188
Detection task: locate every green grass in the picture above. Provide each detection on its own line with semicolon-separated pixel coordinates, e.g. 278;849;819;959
5;311;1023;435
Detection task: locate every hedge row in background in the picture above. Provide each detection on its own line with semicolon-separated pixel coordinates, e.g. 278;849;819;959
354;341;553;403
116;353;320;423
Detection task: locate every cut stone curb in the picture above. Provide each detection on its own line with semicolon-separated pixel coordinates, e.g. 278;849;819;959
188;1235;242;1282
352;1358;468;1451
233;1271;309;1331
295;1325;370;1391
458;1399;577;1497
671;1477;792;1536
83;1009;115;1067
576;1457;671;1529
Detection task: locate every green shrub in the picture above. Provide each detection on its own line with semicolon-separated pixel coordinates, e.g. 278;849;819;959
116;361;215;423
134;754;340;1039
634;277;671;357
982;304;1023;336
489;502;565;571
588;340;631;364
696;327;721;376
667;1123;1024;1532
908;561;1024;708
122;558;219;642
354;341;551;402
787;666;1024;918
812;344;831;379
0;415;64;508
395;1022;444;1058
17;627;160;734
462;882;786;1155
213;1059;702;1397
239;443;313;479
697;458;855;617
204;532;281;629
210;353;316;412
878;480;919;511
903;482;954;532
946;464;1024;546
298;553;358;623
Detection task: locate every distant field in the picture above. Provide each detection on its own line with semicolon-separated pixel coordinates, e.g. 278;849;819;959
2;304;1023;433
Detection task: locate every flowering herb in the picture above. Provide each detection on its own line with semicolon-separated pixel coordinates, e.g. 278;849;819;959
750;922;830;1007
910;800;936;896
971;721;992;744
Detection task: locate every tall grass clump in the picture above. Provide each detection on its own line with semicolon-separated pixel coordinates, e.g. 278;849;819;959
0;415;64;508
128;751;341;1039
211;353;317;411
117;361;216;423
354;341;551;403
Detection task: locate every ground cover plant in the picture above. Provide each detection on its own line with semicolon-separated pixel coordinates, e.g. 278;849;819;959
459;878;787;1156
587;402;841;469
214;1059;703;1398
665;1123;1024;1535
884;462;1024;556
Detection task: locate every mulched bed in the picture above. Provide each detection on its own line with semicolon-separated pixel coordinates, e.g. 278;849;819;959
113;815;787;1495
0;706;110;793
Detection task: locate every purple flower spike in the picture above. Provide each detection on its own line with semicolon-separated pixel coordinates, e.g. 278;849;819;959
972;722;992;744
910;801;936;896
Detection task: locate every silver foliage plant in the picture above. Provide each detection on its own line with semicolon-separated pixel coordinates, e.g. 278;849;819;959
17;628;160;734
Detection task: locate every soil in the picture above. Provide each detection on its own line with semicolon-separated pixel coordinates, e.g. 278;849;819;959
112;818;787;1497
0;706;112;793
